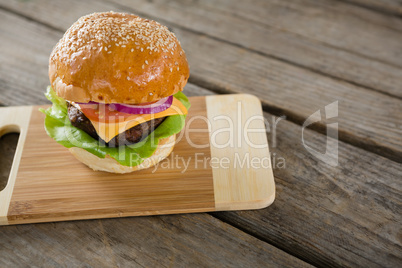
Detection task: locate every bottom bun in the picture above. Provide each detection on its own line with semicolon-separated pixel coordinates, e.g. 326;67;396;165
69;134;176;173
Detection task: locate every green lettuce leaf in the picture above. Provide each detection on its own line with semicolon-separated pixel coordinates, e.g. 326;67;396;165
40;86;190;167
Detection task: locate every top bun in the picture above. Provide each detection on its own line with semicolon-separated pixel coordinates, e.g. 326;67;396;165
49;12;189;104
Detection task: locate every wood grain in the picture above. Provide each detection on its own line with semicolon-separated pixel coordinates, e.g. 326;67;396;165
0;214;312;268
0;3;401;163
179;27;402;162
213;111;402;268
340;0;402;16
206;94;275;210
3;0;402;98
193;0;402;66
108;0;402;98
0;9;59;106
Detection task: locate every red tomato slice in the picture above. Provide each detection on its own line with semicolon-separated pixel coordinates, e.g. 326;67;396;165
79;103;135;123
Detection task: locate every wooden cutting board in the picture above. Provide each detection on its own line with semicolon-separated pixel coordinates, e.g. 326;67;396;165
0;94;275;225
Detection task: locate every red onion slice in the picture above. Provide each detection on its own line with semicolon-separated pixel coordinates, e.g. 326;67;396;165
110;96;173;114
77;96;173;115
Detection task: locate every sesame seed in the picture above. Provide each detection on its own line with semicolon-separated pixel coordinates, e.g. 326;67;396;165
131;48;134;52
142;64;145;69
177;67;179;71
50;12;184;67
107;51;112;54
149;92;153;96
170;68;173;72
145;60;148;64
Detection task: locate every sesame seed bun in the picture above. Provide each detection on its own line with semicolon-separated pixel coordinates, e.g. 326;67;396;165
49;12;189;104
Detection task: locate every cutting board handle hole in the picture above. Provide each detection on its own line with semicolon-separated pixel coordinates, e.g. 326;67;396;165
0;130;20;192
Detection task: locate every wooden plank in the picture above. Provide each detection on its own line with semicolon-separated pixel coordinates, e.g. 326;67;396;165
0;214;312;267
3;0;401;100
0;4;401;163
0;9;60;106
110;0;402;98
340;0;402;16
185;0;402;66
212;111;402;268
175;32;402;164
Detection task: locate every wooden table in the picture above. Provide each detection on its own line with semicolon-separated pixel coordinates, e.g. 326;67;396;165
0;0;401;267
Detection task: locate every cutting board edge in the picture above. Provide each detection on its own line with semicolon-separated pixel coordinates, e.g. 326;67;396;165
3;206;217;226
215;192;276;211
0;106;33;224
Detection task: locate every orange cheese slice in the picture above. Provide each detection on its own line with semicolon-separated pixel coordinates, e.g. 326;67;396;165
80;98;188;142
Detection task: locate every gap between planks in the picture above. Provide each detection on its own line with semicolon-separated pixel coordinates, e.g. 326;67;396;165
208;210;320;268
0;4;65;33
207;169;323;268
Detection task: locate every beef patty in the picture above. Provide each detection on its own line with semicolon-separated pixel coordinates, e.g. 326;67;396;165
67;103;166;147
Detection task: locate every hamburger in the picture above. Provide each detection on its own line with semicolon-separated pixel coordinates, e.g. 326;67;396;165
40;12;190;173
